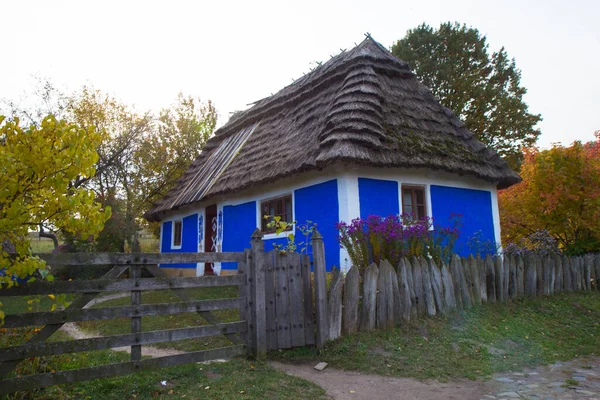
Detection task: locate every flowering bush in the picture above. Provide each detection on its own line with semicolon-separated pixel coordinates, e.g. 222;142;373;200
502;229;561;257
336;213;461;272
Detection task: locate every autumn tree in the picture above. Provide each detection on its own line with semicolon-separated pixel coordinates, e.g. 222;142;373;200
0;115;111;321
392;22;542;170
499;133;600;255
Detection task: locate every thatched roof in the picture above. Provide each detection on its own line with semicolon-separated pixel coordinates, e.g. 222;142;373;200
145;37;521;222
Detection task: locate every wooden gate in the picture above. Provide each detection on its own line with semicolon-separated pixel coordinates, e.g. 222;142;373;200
263;250;315;350
0;252;248;394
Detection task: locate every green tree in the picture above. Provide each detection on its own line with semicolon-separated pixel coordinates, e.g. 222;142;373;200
392;22;542;170
0;115;111;321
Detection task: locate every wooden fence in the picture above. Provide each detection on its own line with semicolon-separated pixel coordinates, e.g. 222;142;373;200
316;253;600;343
0;229;317;393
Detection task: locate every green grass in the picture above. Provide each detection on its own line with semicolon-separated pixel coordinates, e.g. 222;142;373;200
76;287;240;353
274;291;600;380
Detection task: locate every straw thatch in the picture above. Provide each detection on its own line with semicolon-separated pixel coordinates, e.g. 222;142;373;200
145;37;520;222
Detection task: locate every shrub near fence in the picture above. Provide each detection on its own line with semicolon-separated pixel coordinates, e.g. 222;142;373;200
320;253;600;342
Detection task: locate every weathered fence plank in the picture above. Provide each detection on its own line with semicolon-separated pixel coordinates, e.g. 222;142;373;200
360;263;379;331
584;255;592;291
301;255;315;345
398;259;412;321
264;252;278;350
420;257;436;316
130;265;142;361
328;267;343;340
411;257;427;316
250;229;267;359
503;254;510;300
2;275;246;296
312;230;328;348
0;345;246;394
288;254;306;348
554;255;563;292
494;256;505;302
508;255;517;299
453;255;472;309
237;249;250;342
516;256;525;297
343;266;360;334
485;255;496;302
429;258;446;314
274;254;292;349
467;255;482;305
390;261;403;326
0;322;246;362
2;298;244;328
595;254;600;291
535;256;543;296
377;260;396;328
37;252;246;266
563;255;573;292
404;258;418;319
440;262;457;311
525;255;537;297
478;257;488;302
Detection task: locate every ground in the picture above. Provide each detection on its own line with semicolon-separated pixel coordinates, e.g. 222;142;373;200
272;357;600;399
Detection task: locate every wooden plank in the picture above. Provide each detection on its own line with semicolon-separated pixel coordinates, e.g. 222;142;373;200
419;257;436;316
508;255;517;299
312;230;328;349
342;266;360;334
494;256;504;302
595;254;600;291
2;274;246;296
397;259;412;321
516;256;525;297
536;256;543;295
411;257;426;316
250;229;267;359
2;298;243;328
467;255;481;306
525;255;537;297
478;256;488;302
453;255;472;308
440;261;457;311
377;260;396;328
264;251;278;351
0;322;246;362
301;255;315;345
288;254;306;348
390;261;403;326
130;265;142;362
563;256;572;292
404;258;417;319
275;253;292;349
429;258;446;314
0;265;128;380
237;249;250;342
485;254;496;302
36;252;246;266
143;265;242;345
328;266;343;340
547;256;555;295
584;255;592;291
360;263;378;331
554;255;563;293
589;254;597;291
0;345;246;394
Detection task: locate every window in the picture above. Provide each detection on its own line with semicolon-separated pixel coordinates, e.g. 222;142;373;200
261;194;293;233
172;220;182;247
402;186;426;220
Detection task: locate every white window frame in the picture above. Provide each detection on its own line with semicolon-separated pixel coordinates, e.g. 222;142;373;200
171;219;183;250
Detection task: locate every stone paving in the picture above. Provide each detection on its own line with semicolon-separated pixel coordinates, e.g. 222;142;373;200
483;356;600;400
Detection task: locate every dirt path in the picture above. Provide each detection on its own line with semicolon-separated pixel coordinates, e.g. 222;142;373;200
272;357;600;400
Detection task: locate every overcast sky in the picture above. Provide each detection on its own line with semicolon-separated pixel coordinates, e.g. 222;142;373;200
1;0;598;148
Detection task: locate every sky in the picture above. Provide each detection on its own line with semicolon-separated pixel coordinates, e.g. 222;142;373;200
1;0;598;149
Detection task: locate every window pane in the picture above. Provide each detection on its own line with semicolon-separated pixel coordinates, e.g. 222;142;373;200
285;199;292;222
416;189;424;205
403;191;413;206
417;206;425;219
403;205;413;216
173;221;182;246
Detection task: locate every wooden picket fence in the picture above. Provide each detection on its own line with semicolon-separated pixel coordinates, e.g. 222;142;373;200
316;253;600;343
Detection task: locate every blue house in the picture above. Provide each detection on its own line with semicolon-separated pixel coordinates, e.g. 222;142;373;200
144;37;520;276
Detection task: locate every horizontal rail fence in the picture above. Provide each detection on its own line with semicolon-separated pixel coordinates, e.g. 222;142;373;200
0;252;249;394
317;253;600;344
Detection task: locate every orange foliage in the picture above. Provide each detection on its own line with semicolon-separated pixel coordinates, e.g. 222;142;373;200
499;132;600;254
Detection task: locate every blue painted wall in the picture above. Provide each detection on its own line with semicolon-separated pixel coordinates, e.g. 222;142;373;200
358;178;400;218
430;185;496;257
222;201;257;270
160;213;198;268
295;179;340;271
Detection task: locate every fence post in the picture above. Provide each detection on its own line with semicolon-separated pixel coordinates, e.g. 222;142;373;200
250;229;267;359
312;229;328;349
130;264;142;361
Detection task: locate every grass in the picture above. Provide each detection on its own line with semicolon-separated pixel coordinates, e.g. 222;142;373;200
274;291;600;381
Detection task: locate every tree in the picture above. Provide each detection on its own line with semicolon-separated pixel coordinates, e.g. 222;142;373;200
392;22;542;170
0;115;111;321
499;132;600;255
